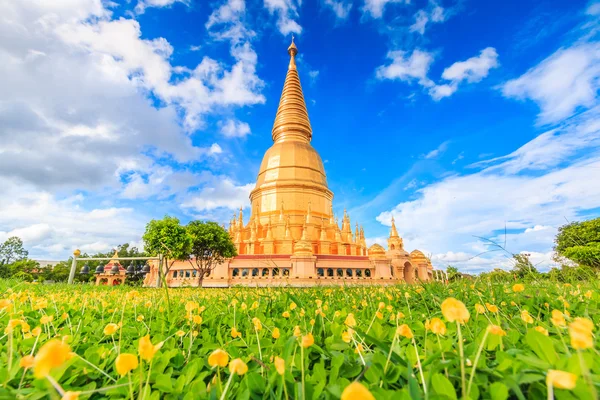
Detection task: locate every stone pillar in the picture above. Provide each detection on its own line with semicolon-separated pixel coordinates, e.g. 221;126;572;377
416;263;429;281
372;259;392;278
291;255;316;279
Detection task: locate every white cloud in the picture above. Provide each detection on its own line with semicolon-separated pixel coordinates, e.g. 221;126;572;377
424;140;450;159
376;49;435;87
377;47;498;100
362;0;410;19
430;47;499;100
182;178;254;211
135;0;190;14
324;0;353;20
410;4;446;35
502;43;600;124
375;107;600;272
264;0;302;35
219;119;252;137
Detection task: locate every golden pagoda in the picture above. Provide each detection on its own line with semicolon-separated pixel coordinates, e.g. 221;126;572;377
145;40;434;287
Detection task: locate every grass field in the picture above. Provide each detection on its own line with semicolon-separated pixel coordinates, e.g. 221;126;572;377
0;279;598;399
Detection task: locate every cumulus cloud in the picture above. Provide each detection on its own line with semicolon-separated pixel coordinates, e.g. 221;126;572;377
430;47;499;100
376;49;435;87
182;178;254;212
377;47;499;100
410;3;446;35
219;119;252;137
362;0;410;19
323;0;353;20
375;107;600;272
264;0;302;35
501;43;600;124
135;0;190;14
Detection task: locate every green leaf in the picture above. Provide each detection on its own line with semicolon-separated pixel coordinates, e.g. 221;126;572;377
431;373;457;400
489;382;509;400
526;330;557;365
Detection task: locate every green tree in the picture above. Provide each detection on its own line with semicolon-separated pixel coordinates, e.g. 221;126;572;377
555;218;600;268
143;216;191;287
512;253;539;280
186;221;236;287
0;237;28;266
445;266;461;282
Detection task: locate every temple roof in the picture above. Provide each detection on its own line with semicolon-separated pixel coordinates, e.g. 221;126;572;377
271;37;312;143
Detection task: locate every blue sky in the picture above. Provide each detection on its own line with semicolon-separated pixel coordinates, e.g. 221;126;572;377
0;0;599;272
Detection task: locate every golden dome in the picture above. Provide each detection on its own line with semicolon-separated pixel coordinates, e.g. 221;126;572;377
410;250;428;263
368;244;386;256
293;240;313;256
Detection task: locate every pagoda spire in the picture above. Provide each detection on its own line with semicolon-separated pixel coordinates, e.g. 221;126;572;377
390;216;399;238
271;37;312;143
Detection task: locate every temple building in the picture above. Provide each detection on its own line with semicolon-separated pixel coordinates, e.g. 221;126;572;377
144;40;433;287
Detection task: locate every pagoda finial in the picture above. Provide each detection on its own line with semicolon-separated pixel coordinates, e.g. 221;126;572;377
272;38;312;143
390;216;399;238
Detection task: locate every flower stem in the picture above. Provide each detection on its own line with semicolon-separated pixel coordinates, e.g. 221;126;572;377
467;329;489;398
456;322;466;400
300;344;306;400
219;372;234;400
412;337;427;397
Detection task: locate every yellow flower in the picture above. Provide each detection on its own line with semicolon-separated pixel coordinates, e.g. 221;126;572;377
40;315;53;325
32;327;42;337
61;392;80;400
342;331;352;343
293;325;301;337
378;302;385;309
513;283;525;292
137;315;144;321
185;301;198;312
272;327;280;339
568;318;594;350
341;382;375;400
551;310;566;327
546;370;577;390
20;355;35;369
274;356;285;375
397;324;413;339
231;327;241;338
441;298;470;323
115;353;138;376
475;304;486;314
354;343;364;354
241;302;247;310
176;330;186;337
344;313;357;327
229;358;248;375
33;339;72;378
208;349;229;368
103;323;119;336
4;319;23;334
535;326;549;336
584;290;592;299
250;301;259;310
252;317;262;331
309;318;315;326
487;325;507;336
289;302;297;310
375;311;383;320
193;315;203;324
282;311;290;318
426;318;446;335
486;303;499;313
301;333;314;348
315;299;322;308
521;310;534;324
138;335;161;361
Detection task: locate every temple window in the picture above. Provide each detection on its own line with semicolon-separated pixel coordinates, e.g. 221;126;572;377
317;268;324;276
172;271;177;278
242;269;249;277
390;244;395;250
356;269;362;277
346;269;352;277
192;270;197;277
273;268;280;276
365;269;371;277
327;268;333;277
185;271;190;278
252;268;259;277
232;268;239;277
262;268;269;277
282;268;290;276
178;271;184;278
336;268;343;277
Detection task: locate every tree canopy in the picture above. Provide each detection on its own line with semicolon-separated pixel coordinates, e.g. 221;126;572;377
186;221;237;284
555;217;600;268
0;236;28;266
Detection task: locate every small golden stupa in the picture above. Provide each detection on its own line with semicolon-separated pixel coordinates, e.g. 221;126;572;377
145;40;433;287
